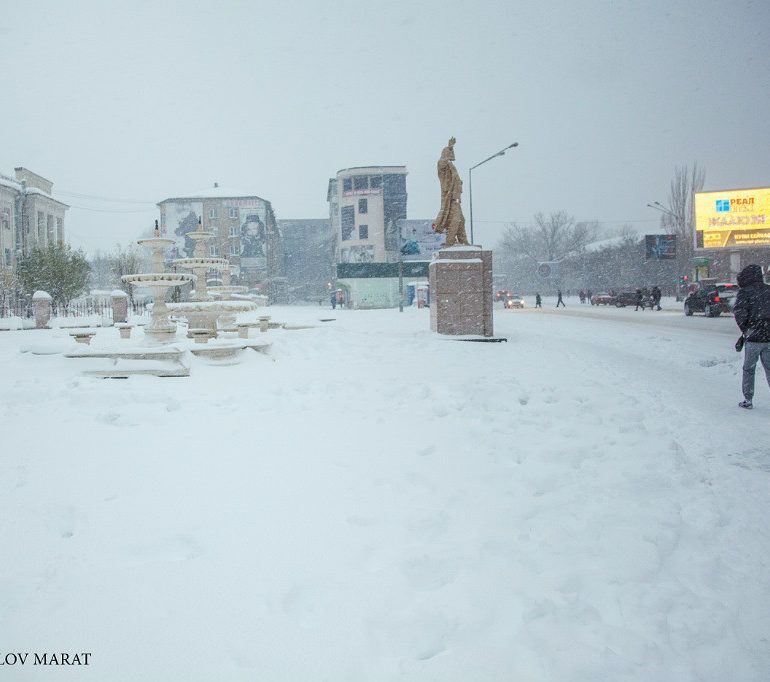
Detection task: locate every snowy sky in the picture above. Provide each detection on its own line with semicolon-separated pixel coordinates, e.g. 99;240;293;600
1;0;768;254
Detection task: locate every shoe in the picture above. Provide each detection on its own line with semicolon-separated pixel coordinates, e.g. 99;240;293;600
739;400;753;409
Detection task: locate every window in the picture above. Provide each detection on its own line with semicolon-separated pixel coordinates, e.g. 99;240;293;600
341;206;355;240
359;224;368;240
1;207;10;230
4;248;11;266
342;178;352;192
211;225;219;236
37;212;45;242
209;208;218;219
229;207;238;219
353;176;368;190
230;244;237;255
210;244;218;256
56;218;63;242
229;225;237;237
358;198;368;214
370;175;382;190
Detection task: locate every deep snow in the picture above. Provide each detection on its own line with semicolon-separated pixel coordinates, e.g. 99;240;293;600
1;301;769;681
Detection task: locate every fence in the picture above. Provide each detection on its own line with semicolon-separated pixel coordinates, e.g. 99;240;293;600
0;300;147;320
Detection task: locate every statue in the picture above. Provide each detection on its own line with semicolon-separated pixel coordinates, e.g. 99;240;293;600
432;137;470;246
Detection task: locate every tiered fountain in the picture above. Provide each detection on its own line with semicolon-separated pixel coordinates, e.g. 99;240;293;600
168;219;257;336
121;223;196;343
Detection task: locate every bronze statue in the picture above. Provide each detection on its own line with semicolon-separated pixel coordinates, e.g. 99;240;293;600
432;137;469;246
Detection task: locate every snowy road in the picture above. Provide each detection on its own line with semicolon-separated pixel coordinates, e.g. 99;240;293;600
1;305;768;681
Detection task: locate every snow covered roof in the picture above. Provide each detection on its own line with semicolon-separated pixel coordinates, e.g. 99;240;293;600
158;184;268;204
0;173;21;193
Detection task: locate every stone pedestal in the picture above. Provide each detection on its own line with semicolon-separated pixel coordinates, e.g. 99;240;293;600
429;246;493;337
32;291;52;329
111;290;128;323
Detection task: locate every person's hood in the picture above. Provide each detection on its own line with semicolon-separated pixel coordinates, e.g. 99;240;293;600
738;264;764;288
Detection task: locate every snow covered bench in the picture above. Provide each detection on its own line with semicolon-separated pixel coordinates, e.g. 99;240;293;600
69;330;97;345
63;347;189;378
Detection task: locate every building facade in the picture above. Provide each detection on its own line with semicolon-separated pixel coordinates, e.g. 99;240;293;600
0;167;69;277
278;218;334;302
327;166;407;265
157;184;287;303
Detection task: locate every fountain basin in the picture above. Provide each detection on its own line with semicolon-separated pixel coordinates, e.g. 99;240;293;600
122;273;195;287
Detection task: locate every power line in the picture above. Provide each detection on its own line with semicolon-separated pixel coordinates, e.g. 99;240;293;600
56;189;156;205
67;204;156;214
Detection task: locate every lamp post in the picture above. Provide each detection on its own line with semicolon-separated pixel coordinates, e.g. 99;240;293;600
469;142;518;245
647;201;685;301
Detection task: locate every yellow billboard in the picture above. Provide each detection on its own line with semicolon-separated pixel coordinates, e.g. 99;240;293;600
695;187;770;248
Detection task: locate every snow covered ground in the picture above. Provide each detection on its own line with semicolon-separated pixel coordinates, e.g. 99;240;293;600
1;301;769;681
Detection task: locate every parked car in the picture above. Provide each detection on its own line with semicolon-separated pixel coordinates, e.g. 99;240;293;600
591;292;615;305
504;295;525;309
614;291;641;307
684;282;738;317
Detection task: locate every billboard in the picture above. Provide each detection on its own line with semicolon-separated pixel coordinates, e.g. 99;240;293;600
238;205;268;270
695;187;770;248
399;220;445;261
162;201;202;258
645;234;676;260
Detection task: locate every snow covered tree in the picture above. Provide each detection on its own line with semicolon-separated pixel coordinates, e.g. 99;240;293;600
17;243;91;307
658;163;705;277
109;244;143;304
500;212;597;263
88;250;114;289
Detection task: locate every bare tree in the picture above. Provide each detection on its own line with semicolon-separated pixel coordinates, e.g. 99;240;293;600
500;211;597;262
659;163;705;274
110;244;144;304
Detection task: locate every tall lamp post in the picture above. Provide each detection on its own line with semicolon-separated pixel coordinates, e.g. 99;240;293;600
647;200;685;301
469;142;518;245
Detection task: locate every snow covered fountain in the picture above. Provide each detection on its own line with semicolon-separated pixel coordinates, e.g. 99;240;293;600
121;231;195;343
168;220;257;337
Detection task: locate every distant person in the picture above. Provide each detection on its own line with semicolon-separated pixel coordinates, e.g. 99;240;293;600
556;290;565;307
587;289;593;303
635;289;644;311
733;264;770;409
330;292;337;309
579;290;586;304
535;293;542;308
652;285;662;311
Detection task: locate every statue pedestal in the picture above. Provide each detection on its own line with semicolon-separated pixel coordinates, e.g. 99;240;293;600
429;245;493;337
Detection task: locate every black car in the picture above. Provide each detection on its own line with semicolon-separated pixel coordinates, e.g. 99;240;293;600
684;283;737;317
614;291;652;308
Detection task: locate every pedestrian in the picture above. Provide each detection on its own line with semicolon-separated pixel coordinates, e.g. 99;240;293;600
330;292;337;309
587;289;593;303
634;288;644;311
535;292;542;308
579;290;585;304
652;285;662;311
733;264;770;409
556;289;565;307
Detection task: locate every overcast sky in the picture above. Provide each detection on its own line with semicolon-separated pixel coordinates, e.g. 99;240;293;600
2;0;768;254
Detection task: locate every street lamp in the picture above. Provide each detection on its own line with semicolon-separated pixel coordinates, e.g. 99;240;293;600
469;142;518;245
647;200;685;301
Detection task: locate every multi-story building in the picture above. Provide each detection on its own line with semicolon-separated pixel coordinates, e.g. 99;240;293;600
0;168;69;275
157;184;287;303
278;218;334;302
327;166;407;264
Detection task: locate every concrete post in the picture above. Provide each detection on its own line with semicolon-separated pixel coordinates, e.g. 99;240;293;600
111;289;129;323
32;291;52;329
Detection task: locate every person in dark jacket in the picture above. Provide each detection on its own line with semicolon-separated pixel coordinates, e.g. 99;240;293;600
556;290;565;307
734;264;770;409
535;293;542;308
652;285;662;311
